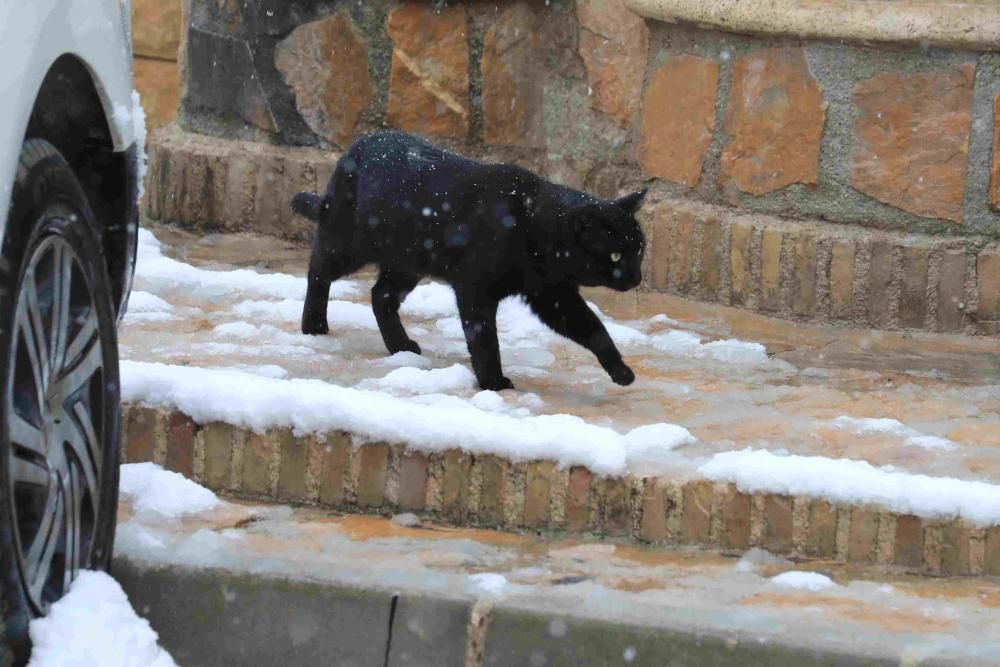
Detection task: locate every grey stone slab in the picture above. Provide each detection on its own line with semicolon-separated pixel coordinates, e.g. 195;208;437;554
482;605;897;667
387;594;471;667
114;559;392;667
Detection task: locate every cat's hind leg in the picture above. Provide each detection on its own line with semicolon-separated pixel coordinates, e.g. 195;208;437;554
372;270;422;355
455;289;512;391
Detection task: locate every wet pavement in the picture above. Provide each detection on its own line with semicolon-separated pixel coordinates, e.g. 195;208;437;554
121;224;1000;482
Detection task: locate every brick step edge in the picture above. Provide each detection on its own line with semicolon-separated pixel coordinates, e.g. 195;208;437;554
144;124;1000;337
122;403;1000;578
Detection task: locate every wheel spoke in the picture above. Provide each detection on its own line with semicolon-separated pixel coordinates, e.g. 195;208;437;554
25;478;62;601
22;274;51;385
8;413;46;457
65;402;101;500
53;334;101;405
49;243;73;372
63;465;83;587
15;299;48;411
62;308;97;369
11;456;50;487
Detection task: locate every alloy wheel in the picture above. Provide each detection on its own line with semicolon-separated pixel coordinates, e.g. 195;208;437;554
4;233;105;614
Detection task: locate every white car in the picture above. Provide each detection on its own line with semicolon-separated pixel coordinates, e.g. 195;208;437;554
0;1;142;661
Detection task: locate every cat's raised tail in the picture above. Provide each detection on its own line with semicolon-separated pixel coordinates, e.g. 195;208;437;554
291;192;323;222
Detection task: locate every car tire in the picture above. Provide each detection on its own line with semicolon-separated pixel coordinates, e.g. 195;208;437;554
0;139;121;665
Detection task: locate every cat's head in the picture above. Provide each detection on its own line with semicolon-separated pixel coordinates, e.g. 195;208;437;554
568;189;647;291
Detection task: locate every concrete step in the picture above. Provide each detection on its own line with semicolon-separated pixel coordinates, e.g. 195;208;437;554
113;501;1000;666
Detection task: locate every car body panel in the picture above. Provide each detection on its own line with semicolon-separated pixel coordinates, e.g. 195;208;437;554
0;0;139;242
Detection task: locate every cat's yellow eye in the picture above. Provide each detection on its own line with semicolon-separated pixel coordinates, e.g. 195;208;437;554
610;252;622;262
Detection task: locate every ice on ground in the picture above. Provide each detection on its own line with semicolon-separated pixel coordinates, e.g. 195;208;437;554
121;361;698;475
120;462;219;518
465;573;509;599
127;291;173;313
27;570;176;667
734;548;792;573
770;571;838;592
833;416;956;451
649;330;772;366
701;449;1000;526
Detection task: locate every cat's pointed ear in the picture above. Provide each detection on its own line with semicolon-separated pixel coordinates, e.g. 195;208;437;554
615;188;648;215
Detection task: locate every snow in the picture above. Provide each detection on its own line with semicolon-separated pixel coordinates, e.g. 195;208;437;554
112;90;147;201
734;548;791;573
832;416;956;450
700;449;1000;526
365;364;476;394
623;423;696;466
127;291;173;313
120;462;220;518
121;361;690;476
27;571;176;667
770;571;838;592
465;573;509;599
136;230;358;303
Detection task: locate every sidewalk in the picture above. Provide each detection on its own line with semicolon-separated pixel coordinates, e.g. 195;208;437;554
114;485;1000;666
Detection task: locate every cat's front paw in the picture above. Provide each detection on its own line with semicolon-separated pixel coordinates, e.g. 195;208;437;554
302;319;329;336
608;363;635;386
479;376;515;392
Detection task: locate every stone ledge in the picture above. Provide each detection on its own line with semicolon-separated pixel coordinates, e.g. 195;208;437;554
122;403;1000;578
624;0;1000;51
640;196;1000;336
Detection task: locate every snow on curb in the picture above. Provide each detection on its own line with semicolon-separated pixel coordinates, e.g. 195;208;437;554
769;571;838;592
28;571;177;667
120;361;695;476
120;462;220;518
700;449;1000;527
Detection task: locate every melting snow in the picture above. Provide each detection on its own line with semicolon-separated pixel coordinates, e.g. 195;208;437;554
120;462;220;518
701;449;1000;526
27;571;176;667
770;571;838;592
832;416;956;451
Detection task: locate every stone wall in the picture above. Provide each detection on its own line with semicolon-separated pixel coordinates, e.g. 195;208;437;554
175;0;1000;237
132;0;182;129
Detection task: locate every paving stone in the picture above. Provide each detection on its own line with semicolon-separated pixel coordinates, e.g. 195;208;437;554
318;433;351;506
397;451;429;511
165;412;197;478
848;508;879;563
977;250;1000;321
565;467;592;532
202;423;233;491
604;477;631;537
242;430;275;497
638;55;719;186
184;27;277;132
851;64;975;222
894;515;924;570
792;234;818;316
274;11;372;146
481;3;545;148
805;500;838;558
524;461;555;528
276;430;310;503
386;5;470;139
867;241;895;329
639;479;667;542
760;228;783;312
478;455;508;526
721;47;824;196
830;240;856;320
442;450;472;518
680;481;712;545
387;594;471;667
357;443;389;508
719;487;751;552
764;494;794;554
575;0;649;126
668;210;696;293
729;221;753;306
900;247;930;329
937;249;968;331
700;218;724;299
126;406;158;463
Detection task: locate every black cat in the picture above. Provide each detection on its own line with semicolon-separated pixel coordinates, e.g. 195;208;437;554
292;130;646;392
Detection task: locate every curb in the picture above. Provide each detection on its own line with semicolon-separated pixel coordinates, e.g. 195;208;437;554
113;558;903;667
121;403;1000;578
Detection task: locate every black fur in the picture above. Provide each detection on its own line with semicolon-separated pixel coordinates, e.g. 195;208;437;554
293;130;647;391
